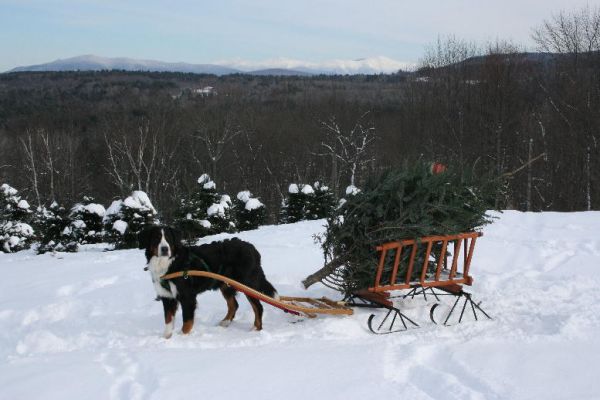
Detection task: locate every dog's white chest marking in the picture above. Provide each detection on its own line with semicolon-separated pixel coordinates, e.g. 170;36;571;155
148;256;175;298
147;229;177;299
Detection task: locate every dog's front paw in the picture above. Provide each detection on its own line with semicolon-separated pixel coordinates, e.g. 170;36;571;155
163;319;175;339
219;320;232;328
182;320;194;334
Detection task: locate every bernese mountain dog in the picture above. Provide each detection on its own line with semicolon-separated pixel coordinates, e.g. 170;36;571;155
138;226;277;338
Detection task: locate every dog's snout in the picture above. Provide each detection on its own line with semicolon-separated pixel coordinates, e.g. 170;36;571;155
160;246;170;256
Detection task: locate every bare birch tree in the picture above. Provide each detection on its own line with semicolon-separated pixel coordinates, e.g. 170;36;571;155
318;112;376;190
103;116;181;205
191;113;242;183
19;130;41;207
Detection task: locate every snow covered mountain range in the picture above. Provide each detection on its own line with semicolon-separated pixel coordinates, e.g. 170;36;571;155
7;54;411;75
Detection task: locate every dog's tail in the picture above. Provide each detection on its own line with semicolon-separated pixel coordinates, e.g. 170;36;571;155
251;246;278;300
259;277;279;300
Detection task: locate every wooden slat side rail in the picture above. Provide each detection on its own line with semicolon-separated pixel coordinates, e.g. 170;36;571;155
369;232;482;293
434;240;448;281
462;235;478;285
419;241;434;285
449;238;463;280
389;244;403;288
404;243;418;286
373;247;388;291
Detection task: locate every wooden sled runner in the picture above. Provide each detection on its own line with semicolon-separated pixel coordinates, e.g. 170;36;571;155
161;270;353;318
347;231;491;334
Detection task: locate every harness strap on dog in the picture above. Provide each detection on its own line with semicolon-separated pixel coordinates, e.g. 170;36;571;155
188;253;222;275
165;253;223;289
161;254;223;285
160;279;171;290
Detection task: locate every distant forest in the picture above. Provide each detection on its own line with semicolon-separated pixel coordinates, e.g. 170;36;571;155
1;8;599;220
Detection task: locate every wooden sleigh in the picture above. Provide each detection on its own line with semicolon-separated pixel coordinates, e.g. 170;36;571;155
347;231;492;334
160;232;489;333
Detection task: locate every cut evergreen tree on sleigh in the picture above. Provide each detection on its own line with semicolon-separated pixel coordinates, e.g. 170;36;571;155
303;161;502;333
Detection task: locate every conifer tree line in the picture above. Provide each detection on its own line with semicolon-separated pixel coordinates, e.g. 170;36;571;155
1;5;599;217
1;174;347;253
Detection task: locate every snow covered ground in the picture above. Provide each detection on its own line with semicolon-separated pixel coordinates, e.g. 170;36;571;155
1;211;600;400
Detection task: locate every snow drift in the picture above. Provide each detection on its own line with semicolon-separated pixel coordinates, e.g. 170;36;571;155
0;211;599;399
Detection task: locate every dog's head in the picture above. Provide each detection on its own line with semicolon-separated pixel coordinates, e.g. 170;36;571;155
138;226;181;261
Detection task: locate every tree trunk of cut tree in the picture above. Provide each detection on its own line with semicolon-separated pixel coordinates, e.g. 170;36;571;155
302;256;347;289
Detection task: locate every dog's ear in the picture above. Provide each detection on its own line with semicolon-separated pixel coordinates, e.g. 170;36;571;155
137;227;153;249
166;227;182;249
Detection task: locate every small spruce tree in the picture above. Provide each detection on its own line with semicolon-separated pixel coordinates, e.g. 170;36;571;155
175;174;219;243
102;199;124;244
0;183;34;253
69;196;106;244
207;194;236;234
104;191;158;249
34;202;78;254
235;190;266;231
306;181;337;220
279;183;314;223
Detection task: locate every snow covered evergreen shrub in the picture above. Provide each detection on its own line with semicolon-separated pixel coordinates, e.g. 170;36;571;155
279;183;321;223
102;199;123;244
235;190;266;231
175;174;236;242
175;174;218;242
0;183;34;253
306;181;337;220
207;194;236;234
69;196;106;244
33;202;78;254
103;192;158;249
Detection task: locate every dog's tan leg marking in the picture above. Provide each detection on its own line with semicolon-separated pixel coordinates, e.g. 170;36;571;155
246;295;263;331
182;320;194;334
219;286;238;327
165;310;174;324
164;310;176;339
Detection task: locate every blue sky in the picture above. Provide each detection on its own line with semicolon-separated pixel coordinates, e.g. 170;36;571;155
1;0;598;72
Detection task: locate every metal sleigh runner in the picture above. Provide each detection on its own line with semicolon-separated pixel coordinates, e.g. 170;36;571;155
343;231;492;334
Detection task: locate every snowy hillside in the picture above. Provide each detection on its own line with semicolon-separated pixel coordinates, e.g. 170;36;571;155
1;211;600;400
